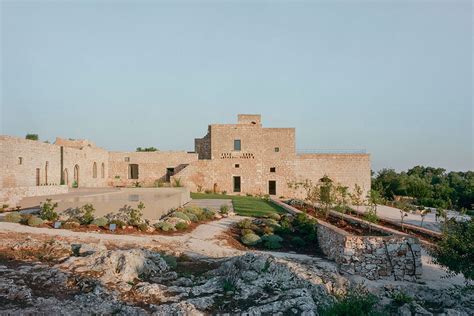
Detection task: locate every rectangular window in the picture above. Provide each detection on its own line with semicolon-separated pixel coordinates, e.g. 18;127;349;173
270;167;276;173
233;176;241;193
18;157;23;165
274;147;280;152
235;164;240;168
234;139;241;151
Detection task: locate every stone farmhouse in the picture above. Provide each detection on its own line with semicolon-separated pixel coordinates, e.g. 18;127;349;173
0;114;370;206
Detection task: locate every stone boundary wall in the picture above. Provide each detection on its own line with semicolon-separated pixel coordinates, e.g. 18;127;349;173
0;185;68;208
271;199;422;281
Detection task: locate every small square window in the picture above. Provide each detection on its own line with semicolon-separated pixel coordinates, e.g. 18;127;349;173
274;147;280;152
234;139;241;151
124;157;130;162
235;164;240;168
18;157;23;165
270;167;276;173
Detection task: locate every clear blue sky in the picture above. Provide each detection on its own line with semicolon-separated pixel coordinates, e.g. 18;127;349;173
1;1;472;172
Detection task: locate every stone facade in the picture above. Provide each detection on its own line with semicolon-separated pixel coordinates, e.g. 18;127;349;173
273;199;423;281
0;114;371;206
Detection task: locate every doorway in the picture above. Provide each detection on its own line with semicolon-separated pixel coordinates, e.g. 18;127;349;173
233;176;241;193
166;168;175;182
269;180;276;195
63;168;69;186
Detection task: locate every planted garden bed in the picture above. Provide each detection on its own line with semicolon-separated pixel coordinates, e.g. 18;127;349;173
273;199;423;281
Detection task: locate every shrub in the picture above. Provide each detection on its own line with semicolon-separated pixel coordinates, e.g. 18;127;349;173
109;219;126;229
162;255;177;269
291;236;306;248
185;213;199;223
391;291;413;306
39;199;59;221
5;212;22;223
221;190;227;195
91;217;108;227
293;213;317;242
204;189;213;194
154;221;174;232
238;219;254;229
220;204;229;214
137;223;149;232
261;234;283;249
80;204;95;224
202;208;215;220
241;228;255;236
72;180;78;188
27;216;44;227
268;213;281;221
173;211;191;222
62;221;80;229
262;226;274;235
241;233;261;246
175;222;188;230
319;287;379;316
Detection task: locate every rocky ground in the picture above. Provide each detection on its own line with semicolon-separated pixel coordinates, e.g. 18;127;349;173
0;219;472;315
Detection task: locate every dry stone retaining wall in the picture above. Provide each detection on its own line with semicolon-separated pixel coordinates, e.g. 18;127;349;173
272;199;422;281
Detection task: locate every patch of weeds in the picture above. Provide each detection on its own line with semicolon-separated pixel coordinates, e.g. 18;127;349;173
391;290;413;306
319;286;383;316
222;278;236;293
261;259;271;273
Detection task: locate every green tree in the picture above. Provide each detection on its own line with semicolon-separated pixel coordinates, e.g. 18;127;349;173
136;147;158;152
25;133;39;141
431;218;474;281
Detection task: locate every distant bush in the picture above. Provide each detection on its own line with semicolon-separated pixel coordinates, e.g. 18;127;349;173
5;212;22;223
25;133;38;141
185;213;199;223
220;204;229;214
62;221;80;229
268;213;281;221
27;216;44;227
221;190;227;195
162;255;177;269
137;223;149;232
91;217;108;227
175;222;188;231
319;286;379;316
202;208;215;220
391;291;413;306
39;199;59;221
204;189;213;194
261;234;283;249
241;233;261;246
241;228;255;236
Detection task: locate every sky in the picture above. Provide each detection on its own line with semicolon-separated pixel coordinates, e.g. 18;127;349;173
1;0;472;172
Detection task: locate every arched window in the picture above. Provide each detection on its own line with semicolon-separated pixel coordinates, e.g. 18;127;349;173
63;168;69;185
93;162;97;178
101;163;105;178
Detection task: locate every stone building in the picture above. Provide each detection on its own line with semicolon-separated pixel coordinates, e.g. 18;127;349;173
0;114;370;206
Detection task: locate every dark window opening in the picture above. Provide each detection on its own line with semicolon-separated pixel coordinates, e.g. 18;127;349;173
18;157;23;165
234;139;241;151
235;164;240;168
274;147;280;152
233;176;241;193
269;180;276;195
166;167;175;182
36;168;40;186
270;167;276;173
129;164;139;179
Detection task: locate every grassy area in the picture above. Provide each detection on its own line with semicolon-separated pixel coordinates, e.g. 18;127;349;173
190;193;287;217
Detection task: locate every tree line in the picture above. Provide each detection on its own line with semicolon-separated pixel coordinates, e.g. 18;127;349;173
372;166;474;211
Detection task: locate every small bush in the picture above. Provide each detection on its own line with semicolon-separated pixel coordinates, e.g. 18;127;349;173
162;255;177;269
80;204;95;225
238;219;254;229
319;287;379;316
391;291;413;306
175;222;188;230
154;221;174;232
91;217;108;227
291;236;306;248
202;208;215;220
185;213;199;223
261;234;283;249
220;204;229;214
268;213;281;221
27;216;44;227
262;226;274;235
173;211;190;222
5;212;22;223
39;199;59;221
221;190;227;195
137;223;149;232
241;228;255;236
241;233;261;246
62;221;80;229
204;189;213;194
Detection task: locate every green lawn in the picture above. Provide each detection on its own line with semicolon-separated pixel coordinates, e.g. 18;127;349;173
190;192;287;217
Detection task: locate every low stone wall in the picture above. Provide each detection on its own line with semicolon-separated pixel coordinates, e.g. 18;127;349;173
0;185;69;208
271;199;423;281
